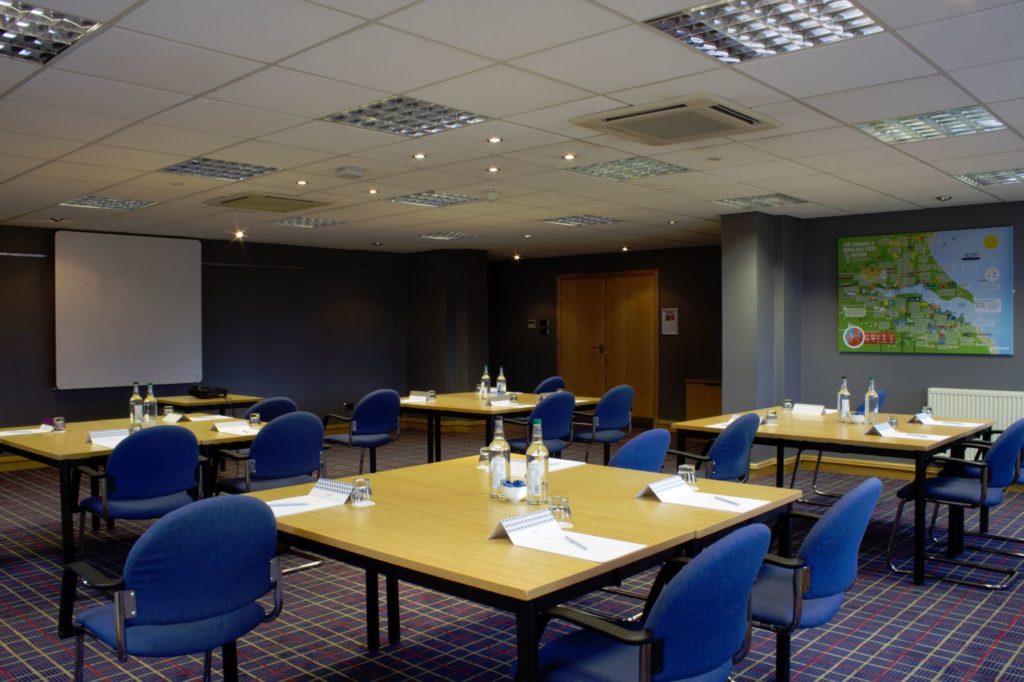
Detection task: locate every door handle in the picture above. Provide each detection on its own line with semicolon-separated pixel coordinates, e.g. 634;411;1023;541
591;343;607;354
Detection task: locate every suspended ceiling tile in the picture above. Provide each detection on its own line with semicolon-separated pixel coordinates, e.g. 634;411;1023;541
149;99;307;138
503;169;614;191
349;139;486;168
296;155;414;180
437;156;557;181
728;100;840;141
0;153;44;180
505;96;628;138
9;70;189;119
736;34;934;99
950;58;1024;104
45;0;138;21
118;0;366;62
260;121;403;156
610;67;789;108
408;65;590;119
804;76;976;124
931;150;1024;175
102;123;242;156
207;68;390;119
281;24;493;93
798;146;917;174
706;160;820;184
504;141;625;169
744;127;880;158
24;160;144;185
899;3;1024;71
61;144;190;171
0;130;83;160
0;57;40;93
0;101;130;142
857;0;1019;29
897;130;1024;162
834;163;954;188
308;0;420;19
429;121;570;155
211;140;335;168
990;99;1024;128
653;142;781;170
512;26;717;94
381;0;628;61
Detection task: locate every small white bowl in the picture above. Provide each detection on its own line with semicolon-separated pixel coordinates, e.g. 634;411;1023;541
503;483;527;502
851;414;866;424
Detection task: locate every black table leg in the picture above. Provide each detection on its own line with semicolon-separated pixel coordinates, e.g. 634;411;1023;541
386;576;400;644
57;462;79;564
485;416;495;445
514;603;540;681
433;415;443;462
426;414;435;463
365;570;380;650
775;443;785;488
914;455;927;585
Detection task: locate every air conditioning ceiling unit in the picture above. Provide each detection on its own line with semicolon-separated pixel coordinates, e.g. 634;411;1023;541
570;94;779;145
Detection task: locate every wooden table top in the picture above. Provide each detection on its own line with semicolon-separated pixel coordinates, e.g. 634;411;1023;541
158;393;263;408
399;391;600;416
672;407;992;453
0;416;259;462
252;456;799;601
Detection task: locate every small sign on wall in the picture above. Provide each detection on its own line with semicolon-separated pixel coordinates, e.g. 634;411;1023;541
661;308;678;336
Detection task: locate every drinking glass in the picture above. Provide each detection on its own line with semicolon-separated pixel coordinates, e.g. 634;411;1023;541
478;447;490;470
887;416;899;430
550;496;573;529
921;405;933;417
782;398;794;412
678;463;698;491
248;412;261;428
163;406;175;416
351;478;374;507
765;410;779;425
52;416;66;432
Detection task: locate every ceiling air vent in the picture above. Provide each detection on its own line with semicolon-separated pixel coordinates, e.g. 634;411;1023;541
204;193;330;213
570;94;778;145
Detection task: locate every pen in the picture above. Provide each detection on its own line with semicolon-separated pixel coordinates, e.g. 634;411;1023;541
564;535;588;551
269;502;308;507
714;496;740;506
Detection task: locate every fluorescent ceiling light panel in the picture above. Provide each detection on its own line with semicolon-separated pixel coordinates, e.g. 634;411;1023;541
0;1;100;64
956;168;1024;187
545;214;623;226
325;95;487;138
856;106;1006;145
571;157;689;181
269;216;343;228
647;0;883;64
60;195;156;211
420;231;478;241
714;193;807;208
391;191;482;208
161;158;278;181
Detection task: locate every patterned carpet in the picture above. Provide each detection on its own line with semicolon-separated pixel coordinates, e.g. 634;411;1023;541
2;426;1024;681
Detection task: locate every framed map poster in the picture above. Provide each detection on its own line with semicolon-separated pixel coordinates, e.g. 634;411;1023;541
838;226;1013;355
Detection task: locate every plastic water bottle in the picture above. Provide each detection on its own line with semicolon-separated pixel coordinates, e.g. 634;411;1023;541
488;416;510;499
837;376;851;423
496;366;507;396
864;377;879;424
525;419;549;505
143;382;158;427
480;365;491;398
129;381;144;432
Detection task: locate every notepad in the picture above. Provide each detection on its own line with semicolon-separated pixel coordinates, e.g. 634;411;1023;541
509;457;583;478
911;414;978;428
636;476;769;512
213;421;261;436
489;509;643;563
161;412;183;423
866;422;947;441
267;479;354;518
185;413;231;422
402;396;428;403
88;428;130;449
792;403;825;416
0;424;54;437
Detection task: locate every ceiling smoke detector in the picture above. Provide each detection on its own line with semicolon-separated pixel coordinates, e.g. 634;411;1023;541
570;94;778;145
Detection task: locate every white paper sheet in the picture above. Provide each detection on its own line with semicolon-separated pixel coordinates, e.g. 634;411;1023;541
0;424;54;437
660;490;769;513
185;414;230;422
401;396;427;403
912;414;979;428
509;457;584;477
214;421;261;436
88;428;130;449
491;509;644;563
161;412;183;423
891;432;948;441
792;403;825;416
267;479;353;518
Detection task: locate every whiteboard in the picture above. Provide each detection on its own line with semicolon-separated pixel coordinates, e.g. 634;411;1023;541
55;231;203;389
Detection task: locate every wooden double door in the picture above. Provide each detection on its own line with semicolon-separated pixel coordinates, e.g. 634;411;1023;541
557;270;658;420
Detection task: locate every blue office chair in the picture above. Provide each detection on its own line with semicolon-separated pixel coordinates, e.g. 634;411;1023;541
76;425;200;560
534;376;565;394
671;413;760;482
216;411;325;493
573;384;634;464
886;418;1024;589
244;396;297;423
609;429;669;473
791;389;887;500
59;495;283;682
508;391;576;457
752;477;882;681
525;524;770;681
323;388;401;474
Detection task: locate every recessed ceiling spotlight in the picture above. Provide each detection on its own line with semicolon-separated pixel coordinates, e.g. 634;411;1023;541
667;220;677;224
936;195;952;202
413;152;427;160
513;253;522;261
487;166;500;173
367;188;379;195
49;217;64;223
621;246;630;252
523;234;532;239
233;228;245;240
563;153;576;161
488;136;502;144
296;179;308;186
372;241;383;246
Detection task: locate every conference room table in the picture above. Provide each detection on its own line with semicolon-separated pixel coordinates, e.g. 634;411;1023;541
254;456;800;680
159;392;263;415
399;392;600;464
671;407;993;586
0;415;261;563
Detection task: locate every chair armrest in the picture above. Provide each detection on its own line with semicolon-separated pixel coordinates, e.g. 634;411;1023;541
217;448;250;462
785;510;823;524
667;448;710;463
58;561;123;638
931;454;989;469
755;554;810;634
572;410;595;419
762;553;807;571
74;464;104;479
542;605;653;646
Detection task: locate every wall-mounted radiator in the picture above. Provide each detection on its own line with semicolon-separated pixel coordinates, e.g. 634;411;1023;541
927;387;1024;431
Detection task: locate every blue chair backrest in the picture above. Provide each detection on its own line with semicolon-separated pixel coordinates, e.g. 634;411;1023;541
123;496;276;626
352;389;401;435
609;429;669;473
245;396;298;423
593;384;633;431
529;391;575;441
646;524;770;680
981;418;1024;489
248;411;324;479
106;426;198;500
533;376;565;393
800;477;882;599
708;413;760;481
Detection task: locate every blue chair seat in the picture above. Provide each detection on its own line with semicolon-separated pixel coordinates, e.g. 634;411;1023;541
507;437;568;455
751;564;845;629
530;624;732;682
217;474;316;494
79;492;194;520
573;428;627;445
325;433;395;449
896;478;1004;507
78;601;266;657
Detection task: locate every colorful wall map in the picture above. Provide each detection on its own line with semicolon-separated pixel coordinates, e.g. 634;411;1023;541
838;226;1013;355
